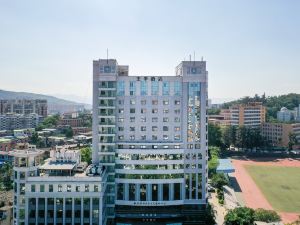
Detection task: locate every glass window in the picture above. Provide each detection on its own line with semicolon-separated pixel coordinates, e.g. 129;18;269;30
175;100;180;105
67;185;71;192
76;186;80;192
152;109;158;114
174;109;180;114
174;127;180;131
163;109;169;114
130;99;135;105
163;126;169;131
130;127;135;131
151;81;159;95
152;100;158;105
130;135;135;140
162;82;169;95
140;117;146;122
152;117;158;122
141;135;146;140
141;109;147;114
49;184;53;192
163;117;169;122
163;100;169;105
130;81;136;96
163;135;169;140
174;135;181;140
140;80;148;96
94;185;99;192
85;184;89;192
31;184;35;192
152;135;157;140
40;184;45;192
174;81;182;96
117;81;125;96
152;126;158;131
130;117;135;122
118;108;124;113
141;126;146;131
58;185;62;192
118;127;124;131
175;117;180;122
130;108;135;113
141;100;147;105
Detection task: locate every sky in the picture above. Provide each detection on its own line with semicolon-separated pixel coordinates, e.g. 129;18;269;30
0;0;300;104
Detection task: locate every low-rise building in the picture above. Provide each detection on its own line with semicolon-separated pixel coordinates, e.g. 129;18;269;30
208;109;231;126
230;102;266;127
261;122;300;148
10;145;108;225
277;107;297;122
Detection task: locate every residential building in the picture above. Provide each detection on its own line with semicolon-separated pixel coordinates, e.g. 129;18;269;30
10;145;108;225
261;122;300;148
93;59;208;224
208;109;231;126
277;107;296;122
0;99;47;117
0;113;40;131
230;102;266;127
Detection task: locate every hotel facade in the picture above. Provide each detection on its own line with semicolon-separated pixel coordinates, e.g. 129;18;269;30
93;59;208;224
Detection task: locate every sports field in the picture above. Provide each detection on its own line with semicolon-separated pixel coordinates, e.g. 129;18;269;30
245;165;300;213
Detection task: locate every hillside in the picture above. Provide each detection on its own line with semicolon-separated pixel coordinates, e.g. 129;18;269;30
222;93;300;121
0;89;91;112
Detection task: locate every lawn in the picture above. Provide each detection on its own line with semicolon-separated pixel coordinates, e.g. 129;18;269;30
245;165;300;212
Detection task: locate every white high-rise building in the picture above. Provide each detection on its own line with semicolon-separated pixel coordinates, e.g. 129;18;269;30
93;58;208;224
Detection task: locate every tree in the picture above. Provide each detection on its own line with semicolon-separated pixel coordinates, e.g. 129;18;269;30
222;126;237;148
208;123;223;147
0;163;13;191
288;133;298;150
254;208;281;223
204;203;216;225
208;146;220;177
62;127;73;138
224;207;255;225
30;132;39;144
211;173;229;190
81;147;92;164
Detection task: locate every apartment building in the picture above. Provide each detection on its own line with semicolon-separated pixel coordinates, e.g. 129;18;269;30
93;59;208;224
230;102;266;127
10;145;108;225
261;122;300;148
0;99;47;117
0;113;40;130
208;109;231;126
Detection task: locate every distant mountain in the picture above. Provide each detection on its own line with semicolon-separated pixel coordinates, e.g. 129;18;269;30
0;89;91;113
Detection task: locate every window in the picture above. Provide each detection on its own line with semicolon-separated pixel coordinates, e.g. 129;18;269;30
76;186;80;192
40;184;45;192
141;109;147;114
49;184;53;192
174;135;181;140
130;127;135;131
152;117;158;122
174;127;180;131
130;117;135;122
129;145;135;149
152;100;158;105
141;126;146;131
118;135;124;140
129;81;136;95
117;81;125;96
152;126;158;131
163;82;170;95
140;80;148;95
130;108;135;113
118;100;124;105
94;185;99;192
163;135;169;140
152;135;157;140
141;135;146;140
67;185;71;192
174;145;180;149
163;117;169;122
152;109;158;114
58;185;62;192
163;109;169;113
85;185;89;192
118;127;124;131
31;185;35;192
130;135;135;140
118;118;124;122
174;81;182;96
130;99;136;105
174;109;180;114
175;100;180;105
140;117;146;122
118;108;124;113
141;100;147;105
175;117;180;122
163;100;169;105
163;126;169;131
151;81;159;95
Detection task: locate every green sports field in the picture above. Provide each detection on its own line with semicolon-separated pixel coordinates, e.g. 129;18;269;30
245;165;300;212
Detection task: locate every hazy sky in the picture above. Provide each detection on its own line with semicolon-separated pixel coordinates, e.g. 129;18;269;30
1;0;300;104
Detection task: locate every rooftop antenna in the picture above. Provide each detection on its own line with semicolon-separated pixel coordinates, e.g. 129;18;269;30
106;48;109;64
201;56;204;62
193;51;195;65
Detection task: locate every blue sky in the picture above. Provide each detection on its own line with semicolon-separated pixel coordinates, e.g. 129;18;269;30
0;0;300;104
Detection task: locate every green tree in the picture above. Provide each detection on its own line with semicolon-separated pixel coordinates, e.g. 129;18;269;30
288;133;298;150
254;208;281;223
204;203;216;225
30;132;39;144
63;127;74;138
222;126;237;148
211;173;229;190
0;163;13;191
208;123;223;147
81;147;92;164
224;207;255;225
208;146;220;177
